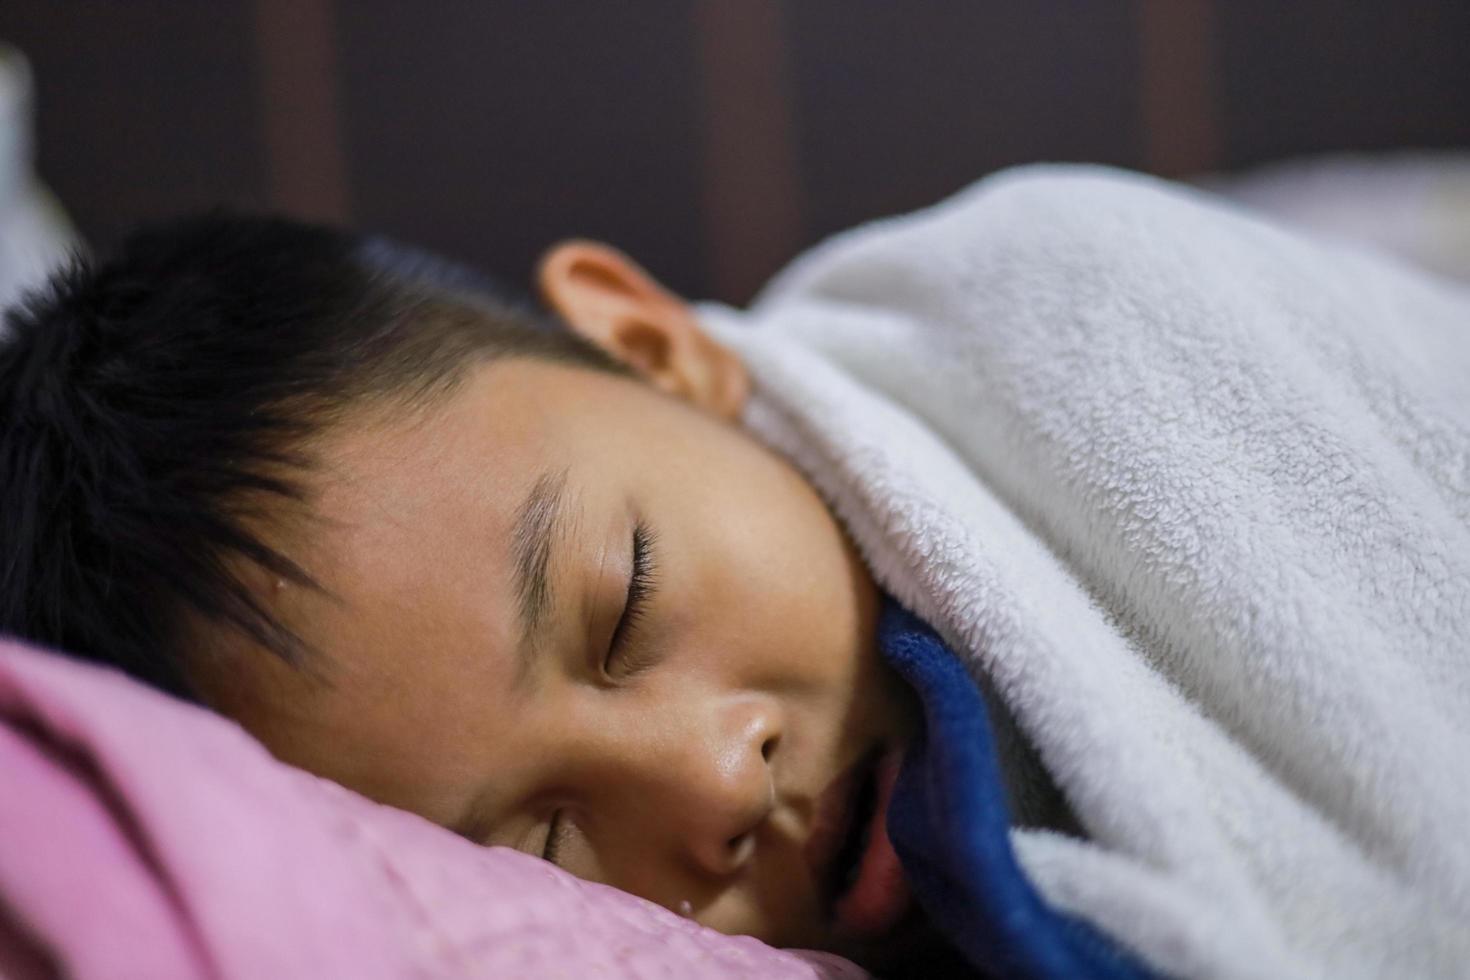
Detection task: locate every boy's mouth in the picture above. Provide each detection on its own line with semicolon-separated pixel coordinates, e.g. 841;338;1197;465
806;745;912;939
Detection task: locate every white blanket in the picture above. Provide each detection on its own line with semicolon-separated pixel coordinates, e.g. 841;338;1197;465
696;166;1470;980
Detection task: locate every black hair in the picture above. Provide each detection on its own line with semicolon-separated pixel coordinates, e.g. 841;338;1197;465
0;212;620;698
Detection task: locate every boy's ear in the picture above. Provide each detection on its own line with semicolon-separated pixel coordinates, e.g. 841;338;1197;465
536;240;748;420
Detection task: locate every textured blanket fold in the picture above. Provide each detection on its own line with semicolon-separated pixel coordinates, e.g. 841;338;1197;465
697;165;1470;980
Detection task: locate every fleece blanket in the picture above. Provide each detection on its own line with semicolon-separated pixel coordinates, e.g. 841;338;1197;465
0;638;865;979
697;165;1470;980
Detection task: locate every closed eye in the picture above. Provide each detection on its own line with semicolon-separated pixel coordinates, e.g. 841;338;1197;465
605;519;659;678
542;810;572;865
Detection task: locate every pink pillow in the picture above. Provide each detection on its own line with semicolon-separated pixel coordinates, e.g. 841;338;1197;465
0;639;867;978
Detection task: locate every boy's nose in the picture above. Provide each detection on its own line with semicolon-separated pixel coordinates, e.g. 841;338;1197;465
658;696;782;878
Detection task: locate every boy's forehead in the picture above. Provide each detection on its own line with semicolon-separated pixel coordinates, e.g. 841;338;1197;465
312;374;553;588
325;362;554;493
305;362;573;560
307;356;653;564
266;356;658;693
201;378;565;798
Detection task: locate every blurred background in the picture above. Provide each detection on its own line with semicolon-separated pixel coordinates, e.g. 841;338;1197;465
1;0;1468;309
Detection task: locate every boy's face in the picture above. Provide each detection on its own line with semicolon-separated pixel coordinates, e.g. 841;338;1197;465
196;352;923;959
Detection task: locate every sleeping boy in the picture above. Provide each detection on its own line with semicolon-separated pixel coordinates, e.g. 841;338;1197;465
9;165;1466;979
0;215;1022;976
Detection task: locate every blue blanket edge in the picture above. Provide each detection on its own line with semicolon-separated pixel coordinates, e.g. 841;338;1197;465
880;601;1155;979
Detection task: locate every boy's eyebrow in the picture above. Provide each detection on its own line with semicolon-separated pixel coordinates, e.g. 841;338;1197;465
510;468;570;688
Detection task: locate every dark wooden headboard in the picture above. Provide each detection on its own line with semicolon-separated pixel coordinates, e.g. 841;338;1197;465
3;1;1467;305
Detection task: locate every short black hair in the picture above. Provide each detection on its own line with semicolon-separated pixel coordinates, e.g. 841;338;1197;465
0;212;620;698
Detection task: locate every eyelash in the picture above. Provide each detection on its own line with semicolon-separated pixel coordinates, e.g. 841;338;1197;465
541;523;660;865
604;519;659;679
542;810;571;865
